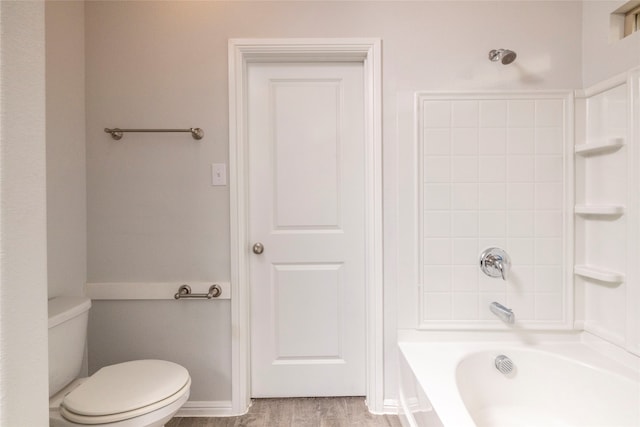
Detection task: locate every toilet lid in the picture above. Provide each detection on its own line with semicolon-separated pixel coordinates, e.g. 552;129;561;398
62;360;190;417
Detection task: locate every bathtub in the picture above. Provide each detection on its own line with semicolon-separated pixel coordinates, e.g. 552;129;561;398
398;336;640;427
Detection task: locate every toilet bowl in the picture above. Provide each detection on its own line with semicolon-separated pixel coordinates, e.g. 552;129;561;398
48;297;191;426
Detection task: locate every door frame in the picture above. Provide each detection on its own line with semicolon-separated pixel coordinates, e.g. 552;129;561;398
228;38;383;414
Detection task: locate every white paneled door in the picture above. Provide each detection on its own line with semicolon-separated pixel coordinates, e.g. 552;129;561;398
248;61;366;397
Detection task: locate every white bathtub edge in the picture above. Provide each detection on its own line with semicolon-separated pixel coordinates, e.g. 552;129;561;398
398;332;640;427
582;330;640;372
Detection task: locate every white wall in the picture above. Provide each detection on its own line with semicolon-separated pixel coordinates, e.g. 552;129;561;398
46;0;86;299
582;0;640;87
0;1;49;424
579;1;640;355
574;83;629;347
417;93;571;329
84;1;583;404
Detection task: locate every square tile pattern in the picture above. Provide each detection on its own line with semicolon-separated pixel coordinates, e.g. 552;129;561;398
420;96;566;325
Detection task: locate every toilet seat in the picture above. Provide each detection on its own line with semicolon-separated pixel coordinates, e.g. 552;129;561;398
60;360;190;425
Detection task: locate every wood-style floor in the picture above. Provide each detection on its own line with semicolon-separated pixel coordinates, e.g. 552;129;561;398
166;397;402;427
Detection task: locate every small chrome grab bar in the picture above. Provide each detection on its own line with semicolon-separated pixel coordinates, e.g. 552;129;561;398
174;284;221;300
104;127;204;141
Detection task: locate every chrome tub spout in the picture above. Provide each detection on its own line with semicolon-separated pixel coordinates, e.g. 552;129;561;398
490;302;515;323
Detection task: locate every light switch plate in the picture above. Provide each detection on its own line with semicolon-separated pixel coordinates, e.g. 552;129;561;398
211;163;226;186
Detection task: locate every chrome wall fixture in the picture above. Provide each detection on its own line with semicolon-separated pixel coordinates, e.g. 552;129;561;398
480;247;511;280
488;49;517;65
104;127;204;141
174;284;221;300
495;354;515;374
490;301;515;323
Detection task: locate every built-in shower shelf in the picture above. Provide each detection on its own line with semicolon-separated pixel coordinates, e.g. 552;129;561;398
575;138;625;156
574;265;625;283
574;205;625;216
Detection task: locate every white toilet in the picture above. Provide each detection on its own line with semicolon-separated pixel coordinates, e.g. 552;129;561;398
48;296;191;426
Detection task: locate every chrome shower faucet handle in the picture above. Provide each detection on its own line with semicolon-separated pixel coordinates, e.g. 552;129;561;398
480;247;511;280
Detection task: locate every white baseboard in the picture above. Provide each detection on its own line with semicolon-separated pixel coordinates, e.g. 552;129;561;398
383;398;399;415
176;400;234;417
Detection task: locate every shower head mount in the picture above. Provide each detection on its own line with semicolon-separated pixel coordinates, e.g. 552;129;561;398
489;49;517;65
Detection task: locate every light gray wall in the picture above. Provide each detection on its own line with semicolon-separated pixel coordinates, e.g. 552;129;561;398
582;0;640;87
88;301;232;401
46;0;86;299
0;1;49;424
85;1;583;402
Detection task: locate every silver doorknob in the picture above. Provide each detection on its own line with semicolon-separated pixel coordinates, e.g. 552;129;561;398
252;242;264;255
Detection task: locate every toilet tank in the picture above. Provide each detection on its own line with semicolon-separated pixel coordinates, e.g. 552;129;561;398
48;296;91;397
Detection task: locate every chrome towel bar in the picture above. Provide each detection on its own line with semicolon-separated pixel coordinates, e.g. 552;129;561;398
104;127;204;141
174;284;221;300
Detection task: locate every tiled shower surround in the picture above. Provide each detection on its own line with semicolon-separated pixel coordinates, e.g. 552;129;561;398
417;93;572;328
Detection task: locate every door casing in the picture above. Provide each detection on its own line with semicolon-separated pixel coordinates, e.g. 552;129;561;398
228;38;383;414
